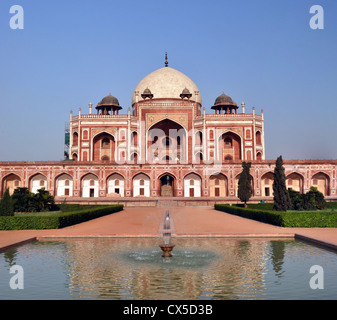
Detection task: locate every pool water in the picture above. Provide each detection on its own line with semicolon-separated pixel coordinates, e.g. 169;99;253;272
0;238;337;300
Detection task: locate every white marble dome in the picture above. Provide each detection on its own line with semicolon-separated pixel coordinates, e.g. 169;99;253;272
132;67;202;105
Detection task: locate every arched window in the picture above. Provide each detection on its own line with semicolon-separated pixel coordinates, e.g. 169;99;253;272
65;180;70;186
131;153;138;163
90;179;95;186
131;132;137;146
256;131;262;145
102;156;109;161
195;131;203;146
139;179;144;186
73;132;78;146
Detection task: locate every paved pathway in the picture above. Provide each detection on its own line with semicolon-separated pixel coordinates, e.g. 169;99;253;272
0;207;337;251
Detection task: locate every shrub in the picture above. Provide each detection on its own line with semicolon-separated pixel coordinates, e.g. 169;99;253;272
307;187;326;210
326;202;337;210
0;205;123;230
289;187;326;211
0;188;14;216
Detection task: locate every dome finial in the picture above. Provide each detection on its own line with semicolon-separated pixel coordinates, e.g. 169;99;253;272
165;52;168;67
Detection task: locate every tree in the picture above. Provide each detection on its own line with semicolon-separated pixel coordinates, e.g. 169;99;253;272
12;187;57;212
33;188;56;212
273;156;291;211
12;187;34;212
0;188;14;216
238;162;253;207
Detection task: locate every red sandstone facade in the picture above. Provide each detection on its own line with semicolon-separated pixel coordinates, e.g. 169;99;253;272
1;64;336;204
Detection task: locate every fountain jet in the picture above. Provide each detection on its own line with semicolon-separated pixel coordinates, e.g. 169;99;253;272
159;210;175;257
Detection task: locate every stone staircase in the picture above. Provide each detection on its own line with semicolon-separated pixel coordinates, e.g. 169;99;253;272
157;199;179;208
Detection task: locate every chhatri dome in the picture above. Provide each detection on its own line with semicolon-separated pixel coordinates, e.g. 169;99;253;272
132;54;202;105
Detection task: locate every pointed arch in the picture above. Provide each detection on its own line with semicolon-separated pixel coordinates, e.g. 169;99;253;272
195;130;203;146
92;131;116;162
218;130;242;161
311;172;330;196
158;172;176;197
184;173;202;197
131;131;138;147
1;173;22;196
261;172;274;197
55;173;73;197
72;153;78;162
81;173;99;198
107;173;125;197
286;172;304;193
147;118;187;164
256;131;262;145
29;173;48;194
72;132;78;146
132;173;150;197
209;173;228;197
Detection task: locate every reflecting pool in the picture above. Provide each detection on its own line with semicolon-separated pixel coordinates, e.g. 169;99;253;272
0;238;337;300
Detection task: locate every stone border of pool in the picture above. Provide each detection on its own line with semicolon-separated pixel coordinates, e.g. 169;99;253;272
0;207;337;252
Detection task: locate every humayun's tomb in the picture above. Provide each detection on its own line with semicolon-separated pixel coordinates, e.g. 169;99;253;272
1;57;336;206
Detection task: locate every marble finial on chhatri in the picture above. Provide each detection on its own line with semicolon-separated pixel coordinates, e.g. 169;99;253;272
165;52;168;67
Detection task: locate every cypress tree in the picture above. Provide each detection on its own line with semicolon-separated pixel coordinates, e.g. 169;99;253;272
238;162;253;207
0;188;14;216
273;156;291;211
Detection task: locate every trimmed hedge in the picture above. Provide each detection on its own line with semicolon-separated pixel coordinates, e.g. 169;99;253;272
214;204;337;228
0;205;123;230
326;202;337;209
215;204;284;226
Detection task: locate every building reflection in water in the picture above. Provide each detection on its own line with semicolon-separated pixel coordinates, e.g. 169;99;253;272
55;237;286;300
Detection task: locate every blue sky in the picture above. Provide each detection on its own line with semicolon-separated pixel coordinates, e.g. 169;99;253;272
0;0;336;161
